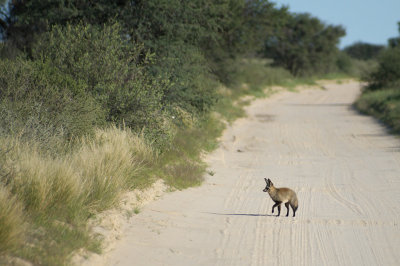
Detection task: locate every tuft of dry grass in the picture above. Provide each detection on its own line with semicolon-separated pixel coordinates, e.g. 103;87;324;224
0;126;155;264
0;186;25;255
75;126;155;212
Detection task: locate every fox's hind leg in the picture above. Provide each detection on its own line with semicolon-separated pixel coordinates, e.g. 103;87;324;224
285;202;290;216
291;205;298;217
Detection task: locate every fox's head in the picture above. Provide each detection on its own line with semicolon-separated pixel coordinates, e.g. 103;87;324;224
263;178;273;192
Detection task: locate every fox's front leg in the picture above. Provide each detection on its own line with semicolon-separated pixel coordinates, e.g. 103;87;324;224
272;202;280;214
277;204;281;216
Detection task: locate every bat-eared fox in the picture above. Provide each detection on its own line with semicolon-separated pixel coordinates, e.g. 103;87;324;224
263;178;298;217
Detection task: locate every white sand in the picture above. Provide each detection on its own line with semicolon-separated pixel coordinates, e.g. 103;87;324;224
99;81;400;265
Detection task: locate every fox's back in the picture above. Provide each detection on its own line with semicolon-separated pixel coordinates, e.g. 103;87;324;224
269;187;297;203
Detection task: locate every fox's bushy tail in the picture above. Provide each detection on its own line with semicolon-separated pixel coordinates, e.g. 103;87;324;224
290;194;298;212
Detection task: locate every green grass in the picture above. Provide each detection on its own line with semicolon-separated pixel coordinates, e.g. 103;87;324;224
156;114;225;190
355;88;400;133
234;58;293;94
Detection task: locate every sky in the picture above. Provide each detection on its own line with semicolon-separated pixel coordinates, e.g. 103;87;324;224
271;0;400;49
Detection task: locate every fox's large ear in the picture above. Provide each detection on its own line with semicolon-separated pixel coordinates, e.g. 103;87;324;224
264;178;268;183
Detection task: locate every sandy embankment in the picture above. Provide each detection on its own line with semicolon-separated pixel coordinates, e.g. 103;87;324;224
79;80;400;266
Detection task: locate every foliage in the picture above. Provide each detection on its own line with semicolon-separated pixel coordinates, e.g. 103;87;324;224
0;0;7;39
388;22;400;48
364;21;400;90
343;42;384;60
335;51;354;74
0;22;178;149
355;21;400;134
0;58;103;143
157;114;224;189
240;1;289;54
2;0;294;83
356;88;400;133
119;0;241;93
364;46;400;90
2;0;130;48
334;51;379;78
34;23;174;148
234;58;292;91
264;13;345;76
154;43;218;115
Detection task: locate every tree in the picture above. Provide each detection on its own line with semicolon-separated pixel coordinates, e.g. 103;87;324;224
240;0;289;55
343;42;384;60
366;22;400;90
388;22;400;48
3;0;130;48
0;0;9;39
264;13;345;76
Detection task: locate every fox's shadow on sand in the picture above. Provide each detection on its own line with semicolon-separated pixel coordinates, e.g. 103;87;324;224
206;212;276;217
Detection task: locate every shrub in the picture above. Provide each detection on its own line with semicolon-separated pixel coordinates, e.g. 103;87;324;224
264;13;345;76
0;58;103;143
343;42;384;60
234;58;292;91
153;43;218;115
356;89;400;132
32;23;173;148
365;47;400;90
335;52;354;74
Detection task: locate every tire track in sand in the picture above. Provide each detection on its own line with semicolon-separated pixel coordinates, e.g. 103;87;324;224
102;81;400;266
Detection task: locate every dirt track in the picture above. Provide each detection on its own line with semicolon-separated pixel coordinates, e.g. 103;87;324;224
104;81;400;265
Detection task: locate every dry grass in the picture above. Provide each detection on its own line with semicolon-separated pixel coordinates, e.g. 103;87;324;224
0;186;25;255
0;126;155;264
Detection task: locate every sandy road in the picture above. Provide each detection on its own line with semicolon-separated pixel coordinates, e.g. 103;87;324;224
105;81;400;265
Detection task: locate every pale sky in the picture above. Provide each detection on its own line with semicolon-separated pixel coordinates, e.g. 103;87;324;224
271;0;400;48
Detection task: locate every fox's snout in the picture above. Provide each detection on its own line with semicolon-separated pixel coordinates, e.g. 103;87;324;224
263;188;268;192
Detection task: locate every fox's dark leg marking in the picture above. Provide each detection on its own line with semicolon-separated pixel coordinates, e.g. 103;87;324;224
285;202;290;216
292;205;298;217
277;204;281;216
272;202;280;214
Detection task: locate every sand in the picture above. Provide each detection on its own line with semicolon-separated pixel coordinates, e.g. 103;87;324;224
89;81;400;265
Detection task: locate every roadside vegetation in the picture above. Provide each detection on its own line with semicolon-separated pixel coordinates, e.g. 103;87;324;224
0;0;366;264
355;22;400;133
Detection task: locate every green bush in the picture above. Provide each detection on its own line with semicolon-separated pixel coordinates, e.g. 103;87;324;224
152;43;218;115
343;42;384;60
354;23;400;134
234;58;292;91
335;52;354;74
365;47;400;90
356;89;400;132
264;13;345;76
334;52;379;79
32;23;173;148
0;58;103;143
